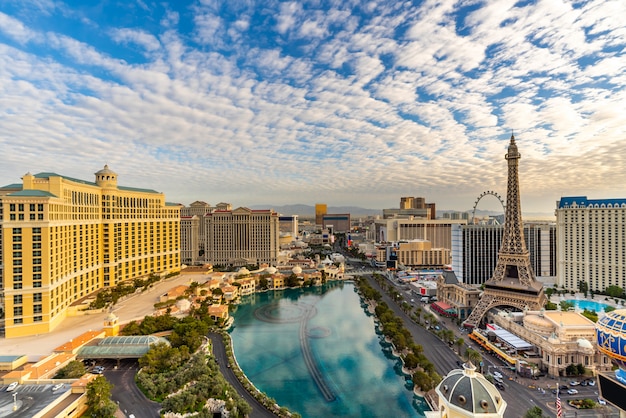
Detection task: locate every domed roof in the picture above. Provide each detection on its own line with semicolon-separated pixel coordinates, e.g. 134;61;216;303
436;362;506;416
596;309;626;366
292;266;302;274
105;312;118;322
523;314;554;336
238;267;250;275
265;266;277;274
95;164;116;175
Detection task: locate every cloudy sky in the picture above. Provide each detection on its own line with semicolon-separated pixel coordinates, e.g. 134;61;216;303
0;0;624;215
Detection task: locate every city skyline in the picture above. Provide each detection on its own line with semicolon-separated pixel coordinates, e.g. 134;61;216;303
0;1;624;214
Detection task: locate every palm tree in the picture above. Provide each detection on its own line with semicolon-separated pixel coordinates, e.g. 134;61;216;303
415;307;423;324
456;337;465;355
465;348;482;367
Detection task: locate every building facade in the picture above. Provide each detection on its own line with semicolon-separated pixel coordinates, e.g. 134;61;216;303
203;207;280;267
322;213;350;233
374;218;466;249
180;215;200;265
556;196;626;292
315;203;327;226
451;222;556;286
0;166;180;338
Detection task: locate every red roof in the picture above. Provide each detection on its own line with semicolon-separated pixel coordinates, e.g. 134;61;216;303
432;301;453;311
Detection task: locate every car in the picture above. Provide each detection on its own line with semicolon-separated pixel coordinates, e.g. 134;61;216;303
559;385;569;391
456;361;464;367
92;366;105;374
597;397;606;405
587;379;596;386
567;389;578;395
493;371;503;379
495;382;505;390
434;325;441;331
6;382;18;392
569;381;580;386
52;383;64;391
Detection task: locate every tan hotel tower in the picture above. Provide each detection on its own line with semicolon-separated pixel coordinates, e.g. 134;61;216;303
0;166;180;338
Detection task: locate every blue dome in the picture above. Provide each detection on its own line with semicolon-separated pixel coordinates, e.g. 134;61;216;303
596;309;626;368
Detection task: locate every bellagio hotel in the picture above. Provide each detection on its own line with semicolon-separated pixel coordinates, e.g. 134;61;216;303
0;166;180;338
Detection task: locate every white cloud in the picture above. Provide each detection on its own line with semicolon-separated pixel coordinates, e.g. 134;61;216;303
110;28;161;52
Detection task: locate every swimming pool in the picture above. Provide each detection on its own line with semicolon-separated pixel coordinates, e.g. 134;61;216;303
565;299;612;312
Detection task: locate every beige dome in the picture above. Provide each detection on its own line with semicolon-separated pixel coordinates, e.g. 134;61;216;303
266;266;277;274
292;266;302;275
238;267;250;275
523;314;554;337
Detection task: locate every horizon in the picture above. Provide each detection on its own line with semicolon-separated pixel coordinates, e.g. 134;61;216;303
1;1;624;214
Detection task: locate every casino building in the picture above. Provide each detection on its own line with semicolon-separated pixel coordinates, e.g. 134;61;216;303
0;166;180;338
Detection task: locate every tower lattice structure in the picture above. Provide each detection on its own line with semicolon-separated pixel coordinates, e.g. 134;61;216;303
464;135;546;327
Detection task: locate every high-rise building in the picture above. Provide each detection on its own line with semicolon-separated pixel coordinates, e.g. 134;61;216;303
322;213;351;233
278;215;299;238
315;203;327;226
373;218;466;249
451;222;556;286
556;196;626;292
180;215;200;265
0;166;180;338
204;207;280;267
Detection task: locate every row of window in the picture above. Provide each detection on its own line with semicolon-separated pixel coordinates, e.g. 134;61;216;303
8;204;44;212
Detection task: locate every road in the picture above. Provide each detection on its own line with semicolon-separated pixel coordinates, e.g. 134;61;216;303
208;333;278;418
103;359;161;418
362;273;541;418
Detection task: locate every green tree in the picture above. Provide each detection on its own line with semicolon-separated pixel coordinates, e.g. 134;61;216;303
545;301;557;310
578;280;589;296
576;363;586;375
581;309;598;323
259;276;269;290
560;300;574;311
524;405;545;418
465;348;482;366
545;287;555;298
54;360;86;378
456;337;465;355
86;376;117;418
412;370;434;392
606;285;624;298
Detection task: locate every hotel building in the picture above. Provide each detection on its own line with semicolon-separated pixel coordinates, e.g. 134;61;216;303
203;207;280;267
556;196;626;292
451;222;556;286
0;166;180;338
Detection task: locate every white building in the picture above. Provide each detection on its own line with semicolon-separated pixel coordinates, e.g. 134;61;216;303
556;196;626;292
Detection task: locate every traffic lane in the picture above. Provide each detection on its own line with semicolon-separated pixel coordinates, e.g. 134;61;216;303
105;359;161;418
364;275;461;375
208;333;278;418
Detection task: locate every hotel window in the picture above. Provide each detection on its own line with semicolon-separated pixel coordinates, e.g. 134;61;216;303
38;204;43;211
34;316;42;322
14;318;23;324
34;293;42;302
13;306;22;316
13;295;22;304
33;304;42;314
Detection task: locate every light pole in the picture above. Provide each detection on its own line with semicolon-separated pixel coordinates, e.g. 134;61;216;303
12;392;17;411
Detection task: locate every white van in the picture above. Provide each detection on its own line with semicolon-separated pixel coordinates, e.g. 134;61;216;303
420;296;429;303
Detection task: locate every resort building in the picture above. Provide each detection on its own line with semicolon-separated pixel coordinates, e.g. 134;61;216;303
278;215;299;239
373;218;467;249
486;309;613;377
315;203;327;226
322;213;351;233
436;271;481;321
556;196;626;292
451;222;556;286
0;166;180;338
376;240;451;269
179;201;231;265
203;207;280;267
384;196;436;220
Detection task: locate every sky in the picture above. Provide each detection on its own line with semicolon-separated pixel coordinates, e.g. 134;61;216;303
0;0;624;216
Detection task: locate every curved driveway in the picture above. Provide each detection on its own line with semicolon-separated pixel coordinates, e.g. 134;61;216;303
208;333;277;418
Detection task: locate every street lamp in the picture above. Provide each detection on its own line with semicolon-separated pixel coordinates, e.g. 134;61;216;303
12;393;17;411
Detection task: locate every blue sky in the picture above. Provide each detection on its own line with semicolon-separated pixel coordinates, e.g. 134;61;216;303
0;0;624;215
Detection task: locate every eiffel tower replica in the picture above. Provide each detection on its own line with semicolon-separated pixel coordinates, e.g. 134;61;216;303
464;134;546;328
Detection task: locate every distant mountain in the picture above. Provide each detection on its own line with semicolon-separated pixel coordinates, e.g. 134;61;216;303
249;204;381;218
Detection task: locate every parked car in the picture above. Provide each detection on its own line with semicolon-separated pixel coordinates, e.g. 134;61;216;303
6;382;18;392
569;381;580;386
567;389;578;395
587;379;596;386
52;383;64;391
597;397;607;405
559;385;569;391
92;366;105;374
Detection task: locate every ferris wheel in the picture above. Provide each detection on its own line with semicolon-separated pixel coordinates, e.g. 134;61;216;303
471;191;506;224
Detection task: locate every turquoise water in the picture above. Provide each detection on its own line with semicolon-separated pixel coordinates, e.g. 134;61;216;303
229;282;427;418
565;299;611;312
